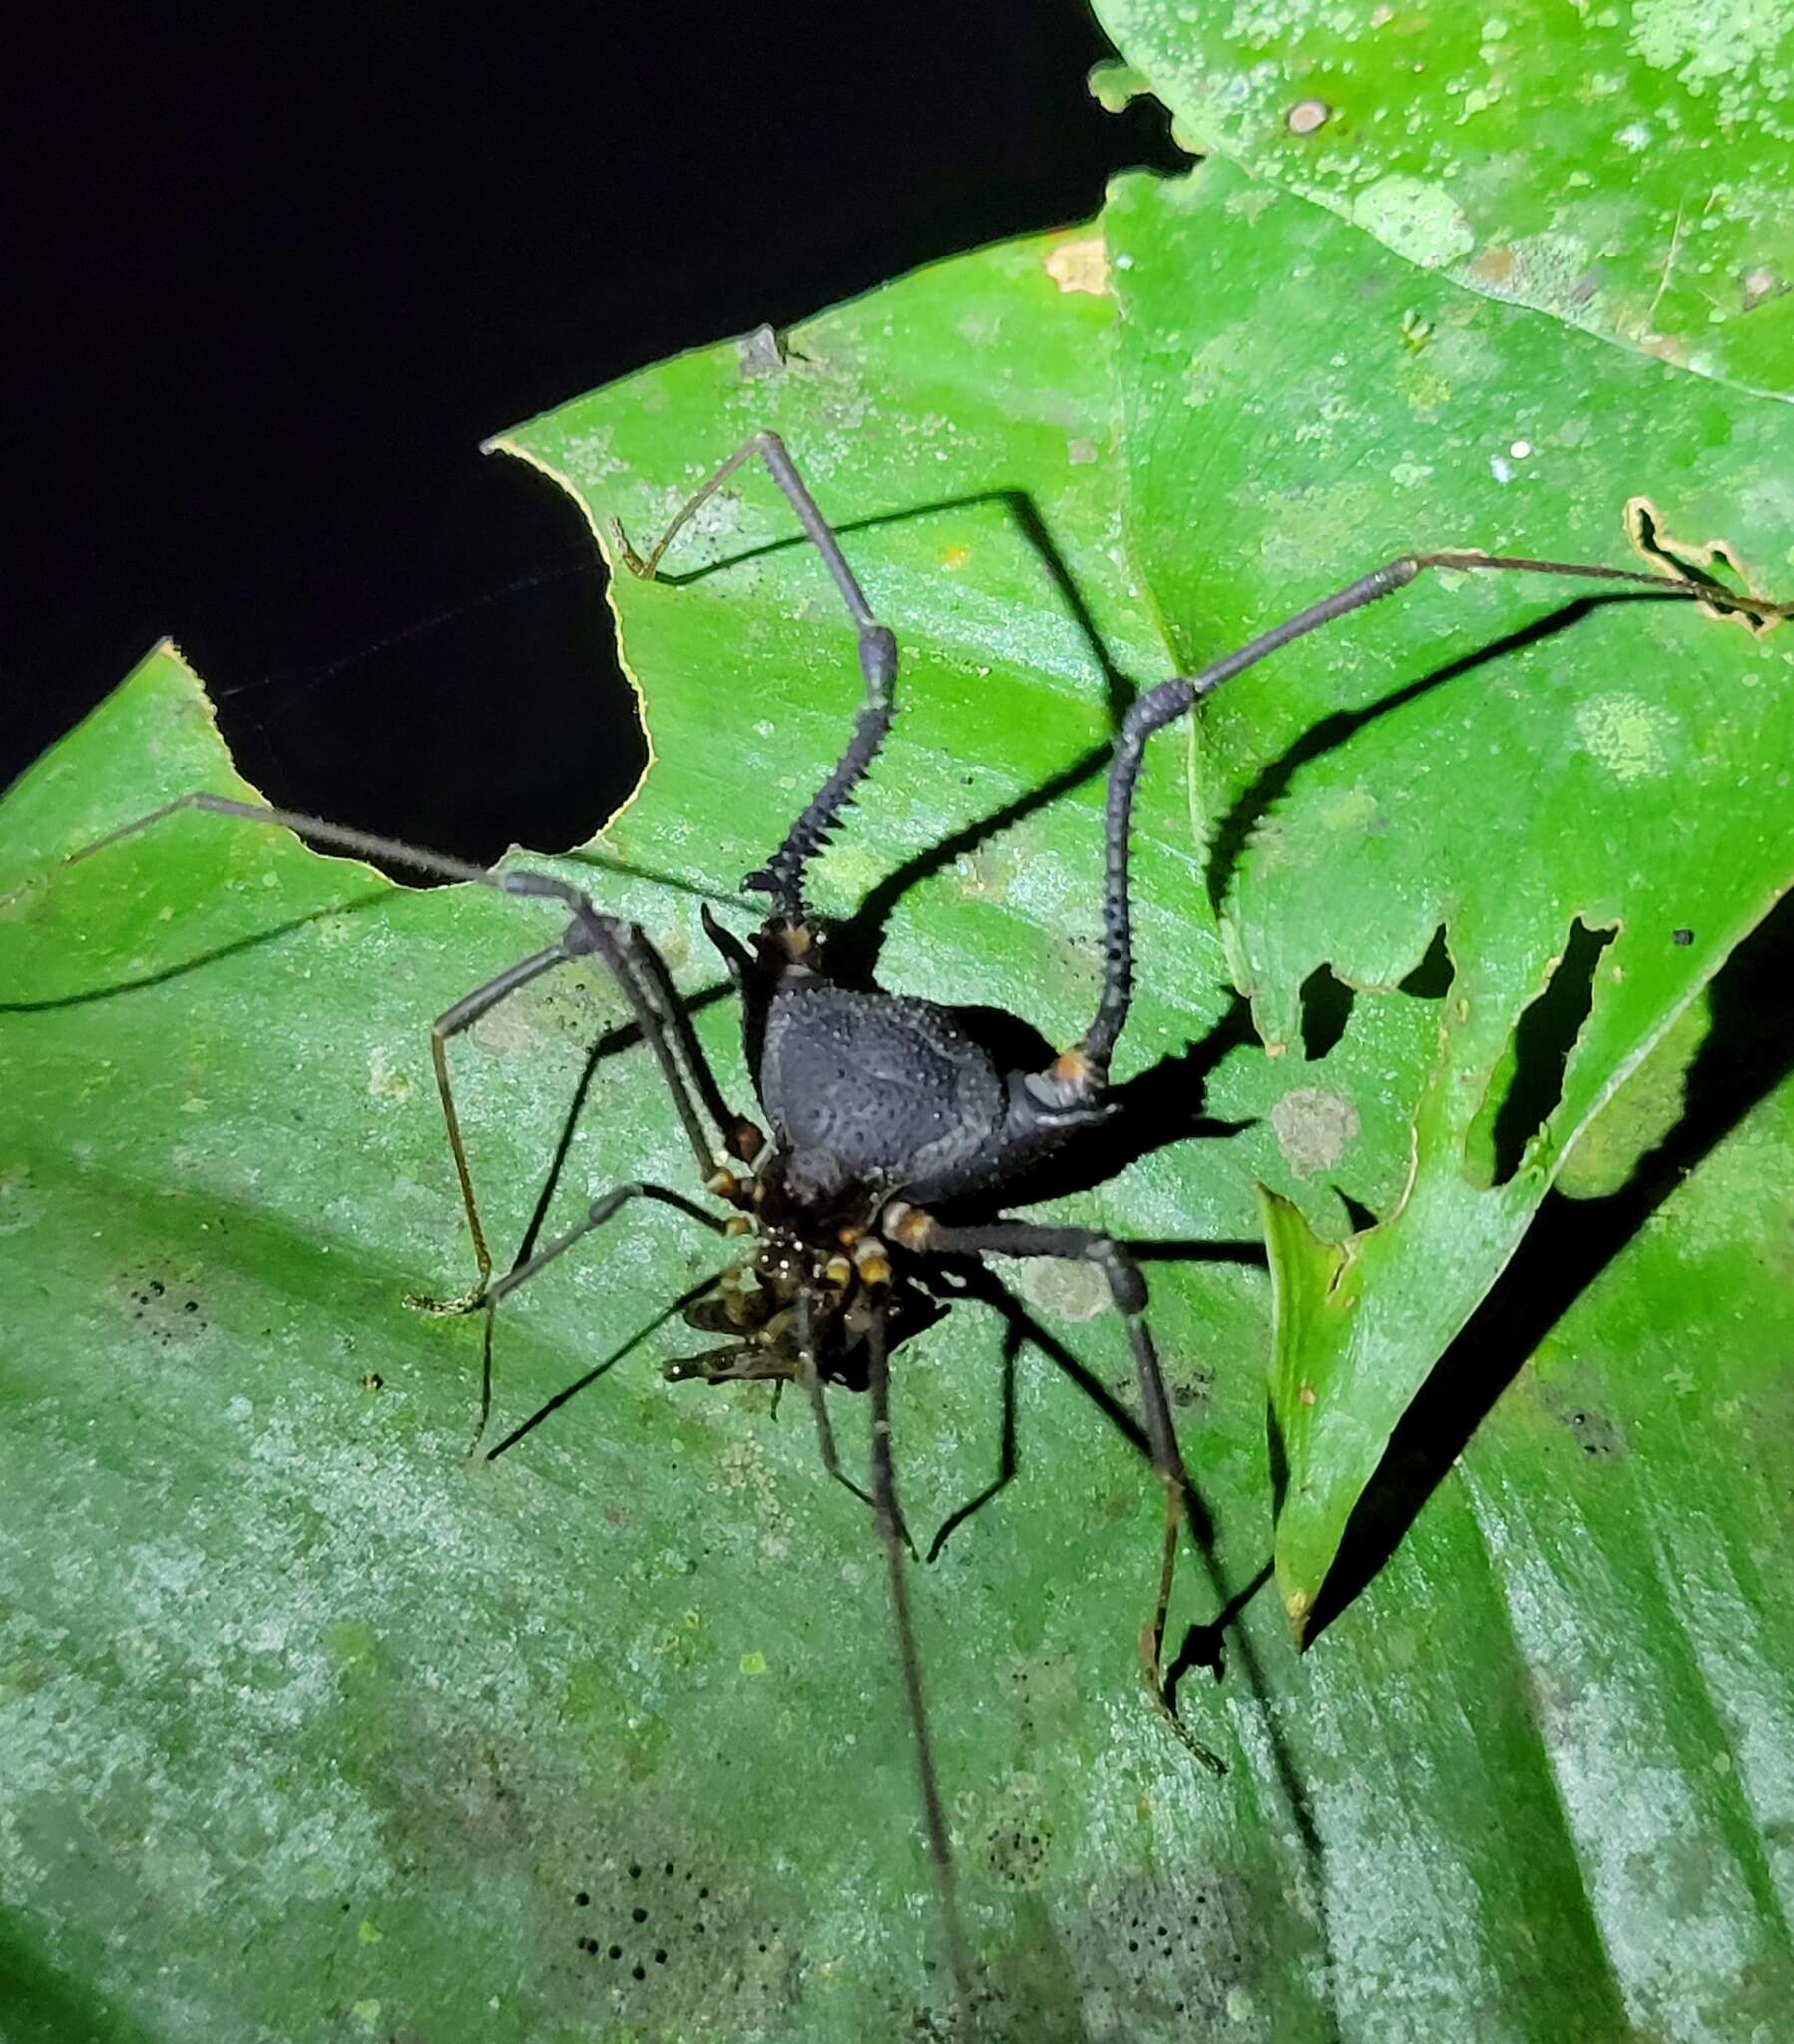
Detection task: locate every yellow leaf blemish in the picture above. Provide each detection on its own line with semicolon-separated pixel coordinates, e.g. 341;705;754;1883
1045;235;1109;296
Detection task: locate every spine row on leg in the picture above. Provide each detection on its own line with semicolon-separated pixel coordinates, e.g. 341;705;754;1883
748;624;898;919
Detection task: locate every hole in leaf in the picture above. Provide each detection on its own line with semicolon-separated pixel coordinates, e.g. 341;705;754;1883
1469;918;1616;1186
1398;924;1454;999
1298;964;1355;1061
1624;496;1778;636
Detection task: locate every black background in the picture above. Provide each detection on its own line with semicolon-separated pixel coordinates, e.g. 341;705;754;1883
11;3;1178;863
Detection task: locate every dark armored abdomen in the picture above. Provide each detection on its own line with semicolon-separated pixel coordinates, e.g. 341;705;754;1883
757;984;1006;1209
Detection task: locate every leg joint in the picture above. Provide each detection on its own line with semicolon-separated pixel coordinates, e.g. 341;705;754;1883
1088;1239;1147;1316
859;624;898;690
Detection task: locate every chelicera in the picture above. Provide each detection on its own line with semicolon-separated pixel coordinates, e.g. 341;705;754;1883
80;431;1785;2029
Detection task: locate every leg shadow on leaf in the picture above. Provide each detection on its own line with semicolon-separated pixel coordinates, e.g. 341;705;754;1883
1202;590;1694;920
963;1265;1339;2044
1302;887;1794;1645
0;893;395;1014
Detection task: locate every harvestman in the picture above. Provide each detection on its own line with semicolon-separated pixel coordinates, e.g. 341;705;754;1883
76;432;1786;2028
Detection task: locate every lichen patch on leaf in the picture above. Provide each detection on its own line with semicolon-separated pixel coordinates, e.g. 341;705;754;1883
1270;1087;1361;1177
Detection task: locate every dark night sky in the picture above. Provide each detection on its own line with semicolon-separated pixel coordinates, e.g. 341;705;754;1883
10;4;1179;865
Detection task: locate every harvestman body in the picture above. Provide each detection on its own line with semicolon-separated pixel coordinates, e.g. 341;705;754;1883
78;431;1786;2030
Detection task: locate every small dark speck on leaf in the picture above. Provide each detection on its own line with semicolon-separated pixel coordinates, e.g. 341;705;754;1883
1672;927;1694;946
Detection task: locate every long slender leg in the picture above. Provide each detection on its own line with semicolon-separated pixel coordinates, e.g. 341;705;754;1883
467;966;758;1427
465;1181;726;1447
511;1023;624;1272
465;1010;659;1423
72;792;754;1175
794;1292;899;1535
72;794;769;1465
866;1303;974;2034
902;1211;1225;1776
924;1322;1019;1565
958;1264;1262;1711
74;787;757;1266
428;928;756;1433
487;1181;724;1306
408;941;573;1316
1070;552;1790;1085
485;1269;725;1461
585;918;728;1179
70;791;530;887
621;925;763;1164
950;1261;1151;1465
610;431;900;922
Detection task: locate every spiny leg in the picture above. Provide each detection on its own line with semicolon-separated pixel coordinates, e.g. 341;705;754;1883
902;1212;1225;1777
610;430;900;922
1069;551;1791;1086
865;1302;975;2034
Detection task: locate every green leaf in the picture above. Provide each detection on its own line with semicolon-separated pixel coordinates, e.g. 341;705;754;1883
1104;162;1793;1626
0;235;1241;2040
1555;992;1711;1201
6;209;1792;2038
1092;0;1794;396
